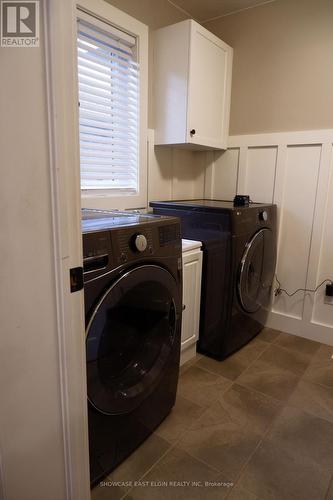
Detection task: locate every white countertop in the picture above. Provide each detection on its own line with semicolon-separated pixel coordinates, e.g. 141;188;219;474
182;239;202;252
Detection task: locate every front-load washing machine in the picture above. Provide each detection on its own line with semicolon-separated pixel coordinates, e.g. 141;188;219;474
150;200;277;360
82;209;182;486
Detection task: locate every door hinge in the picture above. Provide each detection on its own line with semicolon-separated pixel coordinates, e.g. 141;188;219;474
70;267;84;293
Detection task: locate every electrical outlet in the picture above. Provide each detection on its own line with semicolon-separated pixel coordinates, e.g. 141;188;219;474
324;283;333;305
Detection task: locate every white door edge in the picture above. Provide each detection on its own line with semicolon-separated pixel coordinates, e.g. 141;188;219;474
44;1;90;499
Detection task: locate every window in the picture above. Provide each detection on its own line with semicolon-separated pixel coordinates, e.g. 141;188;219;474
76;3;148;209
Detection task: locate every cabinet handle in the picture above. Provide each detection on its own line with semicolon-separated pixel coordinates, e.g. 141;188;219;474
182;304;186;311
190;129;196;136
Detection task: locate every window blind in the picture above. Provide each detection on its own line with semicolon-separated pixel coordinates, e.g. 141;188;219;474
77;15;139;191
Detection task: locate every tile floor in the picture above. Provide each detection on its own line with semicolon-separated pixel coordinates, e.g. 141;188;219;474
92;329;333;500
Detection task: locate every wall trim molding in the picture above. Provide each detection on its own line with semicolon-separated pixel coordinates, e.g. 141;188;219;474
267;311;333;346
228;129;333;147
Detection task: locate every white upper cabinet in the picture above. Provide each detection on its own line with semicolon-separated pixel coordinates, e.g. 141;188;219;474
153;19;233;150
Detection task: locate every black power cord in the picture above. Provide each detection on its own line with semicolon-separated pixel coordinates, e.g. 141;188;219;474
274;275;333;297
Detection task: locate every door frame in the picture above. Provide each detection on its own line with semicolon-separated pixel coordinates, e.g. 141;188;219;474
44;0;90;498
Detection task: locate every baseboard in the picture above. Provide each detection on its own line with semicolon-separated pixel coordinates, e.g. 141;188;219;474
266;311;333;346
180;343;197;366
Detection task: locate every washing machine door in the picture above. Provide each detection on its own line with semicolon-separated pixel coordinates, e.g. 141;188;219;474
238;228;276;313
86;265;181;415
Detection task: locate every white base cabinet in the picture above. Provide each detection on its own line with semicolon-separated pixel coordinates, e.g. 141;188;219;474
154;19;233;150
180;240;202;365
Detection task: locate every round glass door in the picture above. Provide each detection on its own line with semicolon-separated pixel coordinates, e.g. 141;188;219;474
238;228;276;313
86;265;180;415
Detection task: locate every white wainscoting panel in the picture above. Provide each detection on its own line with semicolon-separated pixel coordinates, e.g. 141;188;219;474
204;129;333;345
273;145;321;319
244;147;277;203
312;144;333;328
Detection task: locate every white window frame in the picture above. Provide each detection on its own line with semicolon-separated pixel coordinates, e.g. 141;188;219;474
76;0;148;210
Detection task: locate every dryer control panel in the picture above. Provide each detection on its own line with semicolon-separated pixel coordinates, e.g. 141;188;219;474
232;205;276;236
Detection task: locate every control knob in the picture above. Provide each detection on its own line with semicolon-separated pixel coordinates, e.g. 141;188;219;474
132;234;148;252
259;210;268;222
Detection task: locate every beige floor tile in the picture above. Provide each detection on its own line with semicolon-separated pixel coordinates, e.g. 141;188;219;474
238;439;331;500
257;344;313;376
174;383;280;480
195;338;268;381
204;384;282;436
288;378;333;422
257;327;281;343
237;358;300;402
177;365;231;408
107;433;170;485
227;484;262;500
274;331;321;356
266;405;333;471
178;408;262;479
326;476;333;500
91;482;127;500
179;353;202;375
154;394;205;443
303;344;333;389
124;447;232;499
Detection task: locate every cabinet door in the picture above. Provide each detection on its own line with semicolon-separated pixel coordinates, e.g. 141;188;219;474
182;250;202;349
187;23;232;149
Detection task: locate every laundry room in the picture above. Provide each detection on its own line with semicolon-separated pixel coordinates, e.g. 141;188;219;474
1;0;333;499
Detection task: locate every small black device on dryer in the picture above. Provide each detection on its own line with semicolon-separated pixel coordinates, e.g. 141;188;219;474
82;209;182;486
233;194;250;206
150;199;277;360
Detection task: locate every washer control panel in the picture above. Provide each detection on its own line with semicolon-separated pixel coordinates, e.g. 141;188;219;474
159;224;181;246
82;217;182;277
115;228;153;264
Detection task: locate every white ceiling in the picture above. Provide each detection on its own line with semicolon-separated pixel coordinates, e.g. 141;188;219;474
105;0;277;30
169;0;276;22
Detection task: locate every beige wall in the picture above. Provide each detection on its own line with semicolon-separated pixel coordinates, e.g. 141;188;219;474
204;0;333;135
106;0;333;135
